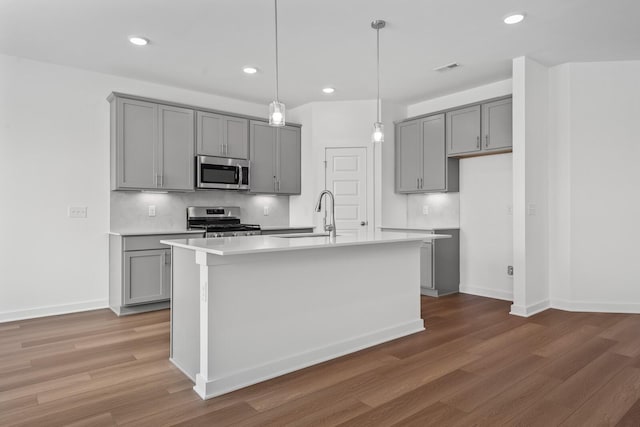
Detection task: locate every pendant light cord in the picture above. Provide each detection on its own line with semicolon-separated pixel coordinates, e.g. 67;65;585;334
376;25;380;122
274;0;280;103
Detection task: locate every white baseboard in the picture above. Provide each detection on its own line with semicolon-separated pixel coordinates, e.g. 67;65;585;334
551;299;640;314
459;285;513;301
193;319;425;400
0;299;109;323
510;300;551;317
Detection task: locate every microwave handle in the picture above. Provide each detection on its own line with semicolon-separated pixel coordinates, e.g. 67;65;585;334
237;165;242;185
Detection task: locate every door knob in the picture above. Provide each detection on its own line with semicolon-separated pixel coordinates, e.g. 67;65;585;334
360;221;368;226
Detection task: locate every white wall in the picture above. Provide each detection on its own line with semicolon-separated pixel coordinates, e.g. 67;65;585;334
548;60;640;313
289;100;384;231
459;154;513;300
0;53;266;322
511;57;550;316
406;79;512;299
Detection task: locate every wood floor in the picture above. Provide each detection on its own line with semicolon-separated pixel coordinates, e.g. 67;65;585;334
2;295;640;426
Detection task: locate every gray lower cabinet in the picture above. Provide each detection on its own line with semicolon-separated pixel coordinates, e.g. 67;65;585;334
395;114;458;193
196;111;248;159
110;94;194;191
420;229;460;297
249;121;301;195
123;250;170;305
109;233;202;316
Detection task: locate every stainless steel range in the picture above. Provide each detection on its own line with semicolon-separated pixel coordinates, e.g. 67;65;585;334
186;206;261;238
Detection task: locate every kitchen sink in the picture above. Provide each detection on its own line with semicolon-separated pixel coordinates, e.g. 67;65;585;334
274;233;339;238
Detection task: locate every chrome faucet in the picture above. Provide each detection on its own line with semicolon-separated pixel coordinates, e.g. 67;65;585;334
315;190;337;239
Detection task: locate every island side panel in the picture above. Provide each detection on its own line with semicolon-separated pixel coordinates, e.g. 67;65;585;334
170;246;200;380
198;240;423;399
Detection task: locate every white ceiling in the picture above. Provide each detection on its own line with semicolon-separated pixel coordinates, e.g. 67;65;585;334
1;0;639;107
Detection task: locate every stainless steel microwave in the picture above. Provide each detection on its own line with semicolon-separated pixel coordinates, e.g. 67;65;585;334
196;156;249;190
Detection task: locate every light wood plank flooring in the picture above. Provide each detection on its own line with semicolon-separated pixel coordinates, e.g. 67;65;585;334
2;294;640;426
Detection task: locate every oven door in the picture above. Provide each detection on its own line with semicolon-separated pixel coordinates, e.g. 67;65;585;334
196;156;241;190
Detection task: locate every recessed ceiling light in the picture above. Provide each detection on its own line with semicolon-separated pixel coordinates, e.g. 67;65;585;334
128;36;149;46
243;67;258;74
503;13;525;25
322;87;335;94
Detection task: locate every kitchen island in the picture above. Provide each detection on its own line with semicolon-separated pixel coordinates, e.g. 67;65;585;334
161;231;450;400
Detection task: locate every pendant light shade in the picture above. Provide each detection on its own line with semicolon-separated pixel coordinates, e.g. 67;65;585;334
372;121;384;143
269;101;285;127
269;0;285;126
371;20;385;143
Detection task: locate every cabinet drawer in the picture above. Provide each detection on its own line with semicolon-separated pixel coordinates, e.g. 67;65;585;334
123;233;203;251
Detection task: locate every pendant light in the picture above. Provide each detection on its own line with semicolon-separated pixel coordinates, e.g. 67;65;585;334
269;0;285;126
371;19;385;143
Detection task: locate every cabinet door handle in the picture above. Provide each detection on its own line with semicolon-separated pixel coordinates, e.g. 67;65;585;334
274;176;277;192
155;174;159;188
277;180;281;192
485;135;489;147
420;178;423;189
476;136;480;149
160;174;163;187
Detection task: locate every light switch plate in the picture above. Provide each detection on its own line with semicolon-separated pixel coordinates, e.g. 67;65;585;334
422;205;429;215
148;205;156;217
263;206;270;216
68;206;87;218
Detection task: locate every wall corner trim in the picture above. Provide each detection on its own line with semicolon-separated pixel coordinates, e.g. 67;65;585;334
550;299;640;314
459;285;513;302
0;299;109;323
510;300;551;317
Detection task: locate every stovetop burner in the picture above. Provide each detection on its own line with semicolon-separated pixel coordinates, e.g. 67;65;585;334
186;206;261;237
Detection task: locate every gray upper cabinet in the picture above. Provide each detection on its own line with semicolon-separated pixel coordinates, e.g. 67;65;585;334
421;115;447;192
196;111;248;159
482;98;512;152
158;105;195;191
277;126;301;194
249;121;277;193
446;105;481;156
396;120;421;192
114;98;157;189
249;121;301;195
110;94;194;191
395;114;458;193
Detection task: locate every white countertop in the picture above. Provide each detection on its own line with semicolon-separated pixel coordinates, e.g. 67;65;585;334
109;230;205;237
260;225;315;231
379;225;460;231
161;231;450;256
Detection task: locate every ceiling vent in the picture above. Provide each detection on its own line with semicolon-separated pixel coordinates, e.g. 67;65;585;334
433;62;460;72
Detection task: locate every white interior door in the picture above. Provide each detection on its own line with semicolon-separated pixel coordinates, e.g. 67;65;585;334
325;147;368;233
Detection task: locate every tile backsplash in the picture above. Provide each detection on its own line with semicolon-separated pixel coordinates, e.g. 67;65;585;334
406;193;460;229
110;191;290;232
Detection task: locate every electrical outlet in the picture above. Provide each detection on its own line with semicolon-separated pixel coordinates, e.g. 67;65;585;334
263;206;270;216
68;206;87;218
527;204;537;216
422;205;429;215
507;265;514;276
148;205;156;217
507;204;513;215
